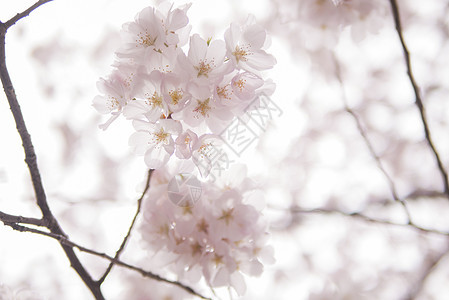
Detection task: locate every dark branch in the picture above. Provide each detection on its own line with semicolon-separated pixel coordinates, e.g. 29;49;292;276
3;0;54;29
0;2;104;298
98;169;154;285
389;0;449;198
2;222;211;300
286;206;449;236
0;210;45;227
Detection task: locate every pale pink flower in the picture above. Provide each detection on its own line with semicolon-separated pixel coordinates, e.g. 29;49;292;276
117;6;166;63
231;72;264;101
175;129;198;159
157;2;192;47
161;73;190;113
93;65;143;130
177;34;232;86
191;134;223;176
224;16;276;73
139;164;272;296
123;70;168;123
129;119;182;169
173;83;233;133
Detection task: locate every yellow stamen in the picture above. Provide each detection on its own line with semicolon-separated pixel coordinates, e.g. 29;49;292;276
233;79;246;91
232;45;249;62
193;98;211;117
169;89;183;105
152;128;169;144
137;30;157;47
197;219;209;234
219;208;234;225
217;85;232;100
195;59;214;77
146;91;163;107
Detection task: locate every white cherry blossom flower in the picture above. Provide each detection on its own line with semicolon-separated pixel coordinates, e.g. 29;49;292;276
93;65;143;130
129;119;182;169
173;83;233;133
177;34;231;86
161;73;190;113
175;129;198;159
157;2;192;47
139;165;272;295
191;134;223;177
117;6;166;63
224;16;276;73
123;70;168;123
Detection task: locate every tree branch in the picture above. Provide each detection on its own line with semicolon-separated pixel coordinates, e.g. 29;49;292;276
286;206;449;236
0;210;45;227
98;169;154;285
389;0;449;198
2;0;54;29
2;222;212;300
0;2;104;299
332;53;413;224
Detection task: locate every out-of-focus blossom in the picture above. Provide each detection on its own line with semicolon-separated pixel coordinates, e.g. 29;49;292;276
139;165;274;295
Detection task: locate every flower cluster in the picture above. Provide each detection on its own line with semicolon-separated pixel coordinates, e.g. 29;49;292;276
139;165;274;295
272;0;387;50
93;2;276;171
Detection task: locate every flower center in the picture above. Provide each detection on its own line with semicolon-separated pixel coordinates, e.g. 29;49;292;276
169;89;183;105
137;30;157;47
233;79;246;91
219;208;234;225
152;128;169;144
146;91;163;107
195;59;214;77
232;45;250;62
107;96;120;110
193;98;211;117
217;84;232;100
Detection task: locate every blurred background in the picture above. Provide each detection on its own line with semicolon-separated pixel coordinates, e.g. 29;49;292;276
1;0;449;299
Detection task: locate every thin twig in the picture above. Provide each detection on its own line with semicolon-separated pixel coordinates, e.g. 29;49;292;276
332;53;413;224
2;222;212;300
0;1;104;299
98;169;154;285
0;210;45;227
285;206;449;236
389;0;449;198
3;0;54;29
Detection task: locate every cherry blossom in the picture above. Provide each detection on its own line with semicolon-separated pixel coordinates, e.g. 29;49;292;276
224;16;276;73
175;129;198;159
93;65;143;130
177;34;231;86
129;119;181;169
94;2;276;173
139;165;273;295
123;70;168;123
